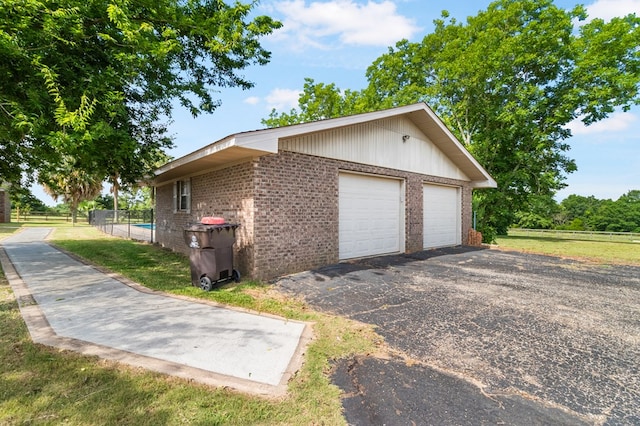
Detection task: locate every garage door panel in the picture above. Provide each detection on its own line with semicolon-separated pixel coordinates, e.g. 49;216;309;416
423;184;461;248
339;174;402;260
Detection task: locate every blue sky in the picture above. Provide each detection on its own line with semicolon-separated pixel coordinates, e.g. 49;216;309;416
166;0;639;202
33;0;640;204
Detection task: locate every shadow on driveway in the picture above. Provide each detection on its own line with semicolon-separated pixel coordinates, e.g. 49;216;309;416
276;247;640;425
307;246;488;278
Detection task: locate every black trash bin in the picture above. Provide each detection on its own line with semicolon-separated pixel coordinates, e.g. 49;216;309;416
184;217;240;291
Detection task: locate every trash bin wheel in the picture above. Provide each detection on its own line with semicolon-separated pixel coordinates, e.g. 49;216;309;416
200;276;213;291
232;269;241;283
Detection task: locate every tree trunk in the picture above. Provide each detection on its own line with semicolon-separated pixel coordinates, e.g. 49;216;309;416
112;175;120;222
71;200;78;225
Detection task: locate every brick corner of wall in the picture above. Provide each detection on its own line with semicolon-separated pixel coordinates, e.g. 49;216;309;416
467;229;483;246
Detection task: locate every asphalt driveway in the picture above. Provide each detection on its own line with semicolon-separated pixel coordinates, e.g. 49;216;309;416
275;247;640;425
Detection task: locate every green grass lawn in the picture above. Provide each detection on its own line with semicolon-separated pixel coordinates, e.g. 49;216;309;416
1;224;382;425
495;233;640;266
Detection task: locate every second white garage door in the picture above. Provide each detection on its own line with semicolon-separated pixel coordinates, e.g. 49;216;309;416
423;184;461;249
339;173;403;260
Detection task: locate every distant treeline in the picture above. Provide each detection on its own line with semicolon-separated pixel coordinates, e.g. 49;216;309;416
514;190;640;233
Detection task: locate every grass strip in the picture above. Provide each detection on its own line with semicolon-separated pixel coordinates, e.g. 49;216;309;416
495;234;640;266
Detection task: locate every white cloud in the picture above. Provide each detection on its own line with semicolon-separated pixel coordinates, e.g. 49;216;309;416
243;96;261;105
265;88;303;110
567;111;637;136
269;0;421;50
241;89;301;110
584;0;640;21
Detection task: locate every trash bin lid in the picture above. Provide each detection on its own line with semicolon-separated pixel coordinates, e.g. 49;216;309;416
185;223;209;231
201;216;226;225
185;222;239;231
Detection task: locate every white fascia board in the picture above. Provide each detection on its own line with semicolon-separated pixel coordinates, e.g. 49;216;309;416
233;132;279;153
155;135;238;176
470;179;498;189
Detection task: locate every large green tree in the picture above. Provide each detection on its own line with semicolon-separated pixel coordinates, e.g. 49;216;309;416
587;190;640;232
263;0;640;240
558;194;602;228
41;157;104;224
1;0;281;193
264;78;370;126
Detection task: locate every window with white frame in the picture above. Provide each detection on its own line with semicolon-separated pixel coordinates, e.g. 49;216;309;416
173;179;191;213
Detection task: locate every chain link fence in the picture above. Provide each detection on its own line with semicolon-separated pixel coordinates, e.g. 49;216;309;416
89;209;155;243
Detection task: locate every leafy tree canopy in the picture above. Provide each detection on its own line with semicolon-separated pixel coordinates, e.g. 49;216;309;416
510;190;640;233
1;0;281;200
263;0;640;240
10;188;48;212
555;190;640;232
41;156;104;223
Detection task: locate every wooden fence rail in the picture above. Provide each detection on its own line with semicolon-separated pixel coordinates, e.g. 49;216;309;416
11;211;88;222
509;228;640;242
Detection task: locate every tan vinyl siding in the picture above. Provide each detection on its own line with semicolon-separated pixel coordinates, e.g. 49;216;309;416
280;117;469;181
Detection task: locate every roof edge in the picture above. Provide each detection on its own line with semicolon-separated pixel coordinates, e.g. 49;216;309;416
415;103;496;187
154;135;237;176
154;103;496;187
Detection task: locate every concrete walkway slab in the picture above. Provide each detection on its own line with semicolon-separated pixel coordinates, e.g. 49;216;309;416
1;228;311;396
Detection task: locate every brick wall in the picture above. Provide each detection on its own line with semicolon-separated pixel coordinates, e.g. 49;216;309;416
155;160;257;276
461;186;473;245
251;150;473;279
0;189;10;223
155;150;474;281
155;184;190;253
405;175;424;252
252;151;339;280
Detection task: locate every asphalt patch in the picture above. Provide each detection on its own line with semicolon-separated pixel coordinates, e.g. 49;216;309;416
277;248;640;424
332;355;587;426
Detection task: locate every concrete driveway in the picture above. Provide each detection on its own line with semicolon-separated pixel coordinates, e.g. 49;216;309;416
275;247;640;425
1;228;309;397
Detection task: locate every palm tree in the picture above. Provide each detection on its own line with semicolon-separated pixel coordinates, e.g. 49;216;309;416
41;158;103;225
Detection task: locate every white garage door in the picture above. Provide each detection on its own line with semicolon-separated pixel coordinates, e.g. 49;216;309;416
423;184;461;249
339;173;402;260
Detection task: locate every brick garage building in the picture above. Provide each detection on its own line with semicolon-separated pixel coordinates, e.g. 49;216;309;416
152;103;496;280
